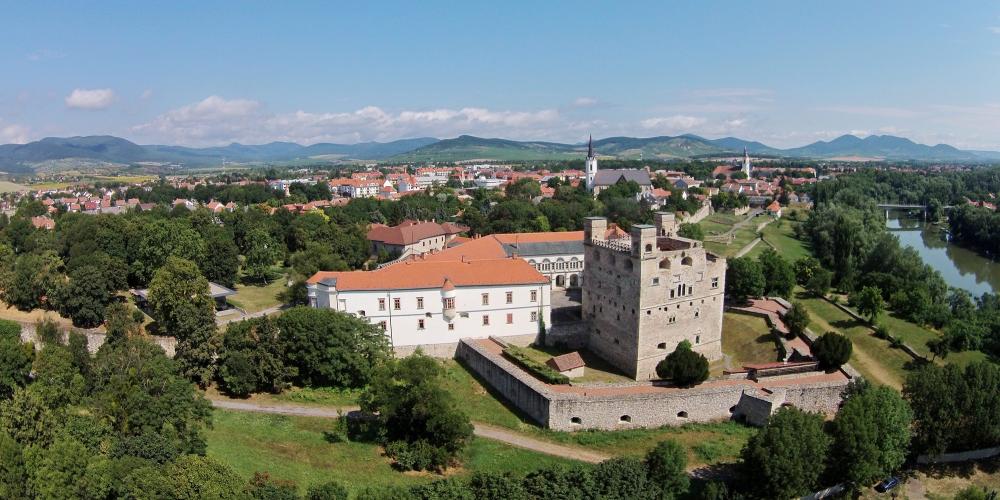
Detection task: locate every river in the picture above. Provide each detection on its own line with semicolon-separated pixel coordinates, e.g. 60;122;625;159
887;214;1000;297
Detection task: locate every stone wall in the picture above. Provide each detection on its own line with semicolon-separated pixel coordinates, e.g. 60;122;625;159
546;321;588;349
456;338;848;432
395;333;537;358
17;321;176;357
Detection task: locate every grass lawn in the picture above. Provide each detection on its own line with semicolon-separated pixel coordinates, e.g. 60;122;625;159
441;359;538;431
722;312;781;370
914;458;1000;499
746;220;810;261
533;421;756;468
0;301;77;329
229;275;288;313
794;290;913;389
205;386;362;408
701;212;762;258
510;344;634;384
206;409;581;494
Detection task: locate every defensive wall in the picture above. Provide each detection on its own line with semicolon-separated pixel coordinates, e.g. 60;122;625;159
17;320;177;357
456;337;849;431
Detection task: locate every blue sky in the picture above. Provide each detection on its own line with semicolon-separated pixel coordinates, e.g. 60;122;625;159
2;1;999;148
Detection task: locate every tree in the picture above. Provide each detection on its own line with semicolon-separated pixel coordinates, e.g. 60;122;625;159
794;256;823;286
830;385;912;486
0;338;32;399
904;362;1000;456
147;256;219;386
655;341;709;387
739;407;831;499
164;455;246;499
505;178;542;201
783;302;810;339
103;302;143;345
0;251;64;311
812;331;852;370
645;439;689;499
927;337;951;361
806;267;832;297
523;465;596;499
31;344;87;408
359;353;473;471
468;471;528;500
306;481;350;500
217;317;295;397
758;248;795;298
592;456;653;500
0;432;27;499
854;286;885;324
725;257;765;304
201;229;240;288
90;337;212;455
57;255;128;327
289;242;348;278
23;436;96;499
244;227;283;283
277;307;391;388
677;223;704;240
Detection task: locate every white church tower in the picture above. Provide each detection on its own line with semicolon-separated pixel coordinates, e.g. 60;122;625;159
585;135;598;191
741;146;752;177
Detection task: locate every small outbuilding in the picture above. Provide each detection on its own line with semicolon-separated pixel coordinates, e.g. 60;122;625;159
546;352;586;378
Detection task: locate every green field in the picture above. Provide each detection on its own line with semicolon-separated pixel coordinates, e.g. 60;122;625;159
722;312;782;370
206;409;581;494
0;180;30;193
228;272;289;313
507;344;634;384
700;212;761;257
745;220;810;261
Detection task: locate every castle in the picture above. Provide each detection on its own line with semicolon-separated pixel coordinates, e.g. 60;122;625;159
582;213;726;380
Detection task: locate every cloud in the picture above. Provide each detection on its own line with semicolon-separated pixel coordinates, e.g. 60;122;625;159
640;115;707;131
815;105;920;118
131;96;562;146
686;88;772;99
65;88;116;110
140;89;154;100
26;49;65;61
989;26;1000;34
0;119;31;144
572;97;599;108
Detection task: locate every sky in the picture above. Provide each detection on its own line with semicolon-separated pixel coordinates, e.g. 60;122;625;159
2;0;1000;149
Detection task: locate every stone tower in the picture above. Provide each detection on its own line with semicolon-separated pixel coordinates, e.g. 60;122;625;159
585;135;598;191
742;146;751;177
582;213;726;380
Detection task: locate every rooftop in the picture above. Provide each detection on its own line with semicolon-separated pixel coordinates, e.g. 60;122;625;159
307;257;549;291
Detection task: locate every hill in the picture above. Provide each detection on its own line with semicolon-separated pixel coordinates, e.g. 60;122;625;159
391;135;579;161
784;134;978;161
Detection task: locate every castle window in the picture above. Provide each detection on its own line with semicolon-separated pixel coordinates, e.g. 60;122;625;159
506;291;513;304
652;277;659;286
644;243;652;252
531;311;538;322
669;316;676;324
711;277;719;289
417;319;425;330
443;297;455;309
393;298;401;310
670;290;674;298
417;297;424;309
448;323;454;331
571;417;582;425
482;293;489;306
659;257;671;269
378;298;386;311
696;335;701;344
506;313;513;324
358;310;366;317
482;315;490;326
619;415;632;423
682;256;693;266
379;321;387;331
677;411;688;419
530;290;537;302
657;342;667;349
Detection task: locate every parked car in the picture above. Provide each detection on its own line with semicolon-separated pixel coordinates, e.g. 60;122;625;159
874;477;900;493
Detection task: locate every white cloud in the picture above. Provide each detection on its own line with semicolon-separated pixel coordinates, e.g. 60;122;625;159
140;89;154;100
640;115;707;131
26;49;65;61
65;88;116;110
687;88;772;99
131;96;562;146
816;105;920;118
0;119;31;144
989;26;1000;34
572;97;599;108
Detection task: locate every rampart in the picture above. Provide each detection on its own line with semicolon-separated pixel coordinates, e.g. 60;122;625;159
456;337;848;431
17;320;177;356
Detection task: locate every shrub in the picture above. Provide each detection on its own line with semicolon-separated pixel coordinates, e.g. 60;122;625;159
503;346;569;385
812;332;852;370
384;440;447;472
783;302;810;339
656;341;709;386
873;323;890;340
0;320;21;341
306;481;349;500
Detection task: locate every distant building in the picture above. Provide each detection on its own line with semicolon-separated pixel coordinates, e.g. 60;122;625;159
585;135;599;191
367;220;468;259
742;147;752;177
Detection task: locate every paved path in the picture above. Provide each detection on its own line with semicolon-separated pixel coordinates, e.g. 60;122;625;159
209;398;609;464
216;305;285;326
733;237;763;258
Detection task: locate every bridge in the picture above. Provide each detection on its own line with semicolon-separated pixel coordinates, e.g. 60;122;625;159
877;203;954;220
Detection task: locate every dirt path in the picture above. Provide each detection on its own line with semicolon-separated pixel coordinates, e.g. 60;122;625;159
734;237;763;258
216;305;285;326
905;476;927;500
209;398;609;464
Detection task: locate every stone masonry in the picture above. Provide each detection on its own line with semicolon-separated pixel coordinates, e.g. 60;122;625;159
582;213;726;380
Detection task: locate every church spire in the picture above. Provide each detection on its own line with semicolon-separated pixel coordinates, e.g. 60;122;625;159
587;135;594;158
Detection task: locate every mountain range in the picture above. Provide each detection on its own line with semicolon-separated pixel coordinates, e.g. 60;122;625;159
1;133;998;171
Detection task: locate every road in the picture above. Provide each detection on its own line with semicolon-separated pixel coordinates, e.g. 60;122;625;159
209;398;610;464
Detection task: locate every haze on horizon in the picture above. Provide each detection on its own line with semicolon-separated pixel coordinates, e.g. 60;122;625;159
1;0;999;150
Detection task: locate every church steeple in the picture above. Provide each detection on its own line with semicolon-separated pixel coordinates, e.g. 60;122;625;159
742;146;751;177
585;134;598;191
587;135;594;158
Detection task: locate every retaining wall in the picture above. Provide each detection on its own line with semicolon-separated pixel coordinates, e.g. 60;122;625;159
17;321;176;357
456;338;847;431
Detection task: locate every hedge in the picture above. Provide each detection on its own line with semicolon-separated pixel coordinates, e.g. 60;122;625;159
503;346;570;385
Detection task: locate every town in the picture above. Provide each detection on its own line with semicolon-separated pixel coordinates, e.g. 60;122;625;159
4;2;1000;499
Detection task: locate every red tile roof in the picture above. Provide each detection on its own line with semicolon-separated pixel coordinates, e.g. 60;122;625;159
307;258;547;290
367;220;469;246
546;352;585;372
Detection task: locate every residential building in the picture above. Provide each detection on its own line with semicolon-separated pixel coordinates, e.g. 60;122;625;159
367;220;469;259
306;257;552;356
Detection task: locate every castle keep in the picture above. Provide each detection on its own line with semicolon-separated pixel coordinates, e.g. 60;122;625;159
582;213;726;380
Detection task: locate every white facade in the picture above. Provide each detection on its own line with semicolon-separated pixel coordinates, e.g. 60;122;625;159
585;135;598;191
525;253;584;288
307;282;552;351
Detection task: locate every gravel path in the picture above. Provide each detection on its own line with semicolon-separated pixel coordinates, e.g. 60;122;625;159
209;398;609;463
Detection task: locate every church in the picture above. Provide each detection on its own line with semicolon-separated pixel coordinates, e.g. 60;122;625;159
584;136;653;195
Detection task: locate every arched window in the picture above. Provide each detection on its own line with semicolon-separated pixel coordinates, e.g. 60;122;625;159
659;257;671;269
619;415;632;423
681;256;693;266
677;411;688;419
644;243;652;252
